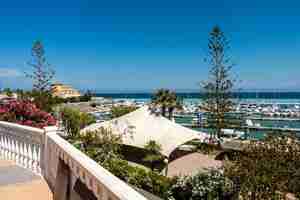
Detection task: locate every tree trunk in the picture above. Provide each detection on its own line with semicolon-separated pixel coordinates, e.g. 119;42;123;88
161;106;166;117
168;107;174;120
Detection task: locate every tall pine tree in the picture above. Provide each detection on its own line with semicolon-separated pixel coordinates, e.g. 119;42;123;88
201;26;235;139
26;40;55;92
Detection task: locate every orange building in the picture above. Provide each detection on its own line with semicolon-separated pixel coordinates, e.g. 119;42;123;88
51;83;81;98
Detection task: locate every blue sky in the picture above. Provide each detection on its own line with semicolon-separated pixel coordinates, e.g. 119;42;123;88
0;0;300;91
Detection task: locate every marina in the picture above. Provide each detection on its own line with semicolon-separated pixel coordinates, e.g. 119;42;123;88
89;95;300;140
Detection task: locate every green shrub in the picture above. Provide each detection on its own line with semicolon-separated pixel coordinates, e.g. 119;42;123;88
143;140;164;171
94;156;171;198
74;128;171;198
81;128;123;164
61;107;96;138
3;88;13;97
167;169;233;200
79;93;92;102
225;135;300;199
127;166;152;189
111;105;137;118
103;158;131;182
196;143;222;154
147;170;171;197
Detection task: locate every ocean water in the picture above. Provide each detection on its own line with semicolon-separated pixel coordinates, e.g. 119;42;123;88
95;92;300;100
95;92;300;105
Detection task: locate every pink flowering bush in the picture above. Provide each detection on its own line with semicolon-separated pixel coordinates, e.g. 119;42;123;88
0;100;56;128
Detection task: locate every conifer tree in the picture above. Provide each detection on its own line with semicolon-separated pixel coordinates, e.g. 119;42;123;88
26;40;55;92
201;26;235;139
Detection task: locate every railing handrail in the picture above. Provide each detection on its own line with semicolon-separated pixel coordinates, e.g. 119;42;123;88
0;121;44;135
0;121;147;200
47;132;147;200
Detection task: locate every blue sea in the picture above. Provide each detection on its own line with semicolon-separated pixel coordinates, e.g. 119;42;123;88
95;92;300;105
95;92;300;100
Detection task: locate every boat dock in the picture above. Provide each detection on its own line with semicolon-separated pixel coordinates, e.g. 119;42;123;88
244;126;300;133
181;123;300;133
247;117;300;121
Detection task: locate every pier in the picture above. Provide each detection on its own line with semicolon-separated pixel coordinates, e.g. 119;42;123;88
243;126;300;133
180;123;300;133
247;117;300;122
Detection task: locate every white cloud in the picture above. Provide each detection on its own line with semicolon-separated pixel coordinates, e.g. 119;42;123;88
0;68;21;77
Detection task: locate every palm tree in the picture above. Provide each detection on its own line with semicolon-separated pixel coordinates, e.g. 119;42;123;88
166;92;183;120
143;140;163;171
151;89;169;117
151;89;182;120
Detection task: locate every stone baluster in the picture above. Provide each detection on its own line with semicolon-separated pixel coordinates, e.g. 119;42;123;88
12;139;16;162
2;135;6;158
7;135;11;160
15;140;20;165
10;136;14;160
0;135;4;158
0;122;147;200
33;143;40;174
0;122;43;175
0;134;4;158
5;135;9;159
20;140;25;167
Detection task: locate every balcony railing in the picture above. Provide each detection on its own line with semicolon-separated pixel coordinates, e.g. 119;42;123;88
0;121;147;200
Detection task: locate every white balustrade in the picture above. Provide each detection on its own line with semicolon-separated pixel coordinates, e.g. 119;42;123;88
44;127;147;200
0;121;43;174
0;122;147;200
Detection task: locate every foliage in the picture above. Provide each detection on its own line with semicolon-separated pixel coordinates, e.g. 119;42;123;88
25;40;55;92
0;100;56;128
15;89;34;101
15;89;65;113
143;140;164;171
151;89;182;119
225;135;300;199
61;92;93;103
79;128;122;164
73;128;171;198
79;90;93;102
60;107;96;138
200;26;235;139
2;88;13;97
167;169;233;200
30;90;64;112
110;105;137;119
196;142;222;155
103;157;171;198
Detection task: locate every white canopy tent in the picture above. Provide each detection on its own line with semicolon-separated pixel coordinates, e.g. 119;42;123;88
82;106;208;157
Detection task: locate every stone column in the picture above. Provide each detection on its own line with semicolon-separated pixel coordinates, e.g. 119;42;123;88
42;126;58;190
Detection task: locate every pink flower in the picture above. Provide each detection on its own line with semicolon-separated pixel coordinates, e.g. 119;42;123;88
0;100;56;128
